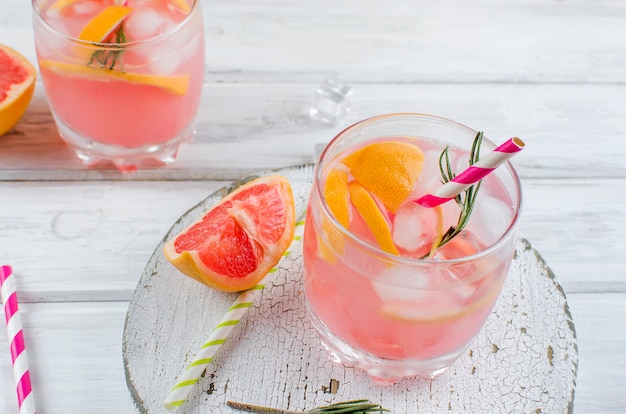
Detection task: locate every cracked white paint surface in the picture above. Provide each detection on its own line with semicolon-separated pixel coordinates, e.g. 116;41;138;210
123;165;577;413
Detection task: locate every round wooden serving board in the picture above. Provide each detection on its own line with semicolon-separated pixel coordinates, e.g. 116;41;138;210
123;164;578;413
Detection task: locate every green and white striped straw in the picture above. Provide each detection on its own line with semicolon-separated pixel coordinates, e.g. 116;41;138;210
163;219;305;412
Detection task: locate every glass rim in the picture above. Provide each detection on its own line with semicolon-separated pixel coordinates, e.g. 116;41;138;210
314;112;524;267
31;0;200;48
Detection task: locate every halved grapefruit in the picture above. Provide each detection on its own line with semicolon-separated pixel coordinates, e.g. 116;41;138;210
0;45;36;137
164;175;296;292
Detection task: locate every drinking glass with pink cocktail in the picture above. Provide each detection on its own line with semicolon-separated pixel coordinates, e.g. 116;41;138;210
32;0;205;172
303;113;523;383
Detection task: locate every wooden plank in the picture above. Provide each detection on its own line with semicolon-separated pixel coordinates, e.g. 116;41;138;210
4;0;626;83
0;302;137;414
0;294;623;414
0;181;219;302
522;178;626;294
567;293;626;413
1;82;625;180
1;177;624;303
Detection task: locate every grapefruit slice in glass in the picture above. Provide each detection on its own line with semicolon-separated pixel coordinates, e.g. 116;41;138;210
78;5;133;43
38;60;189;95
342;140;424;213
163;175;296;292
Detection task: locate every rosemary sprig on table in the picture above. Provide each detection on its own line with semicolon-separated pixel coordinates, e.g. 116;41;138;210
87;23;127;71
429;131;484;252
227;399;390;413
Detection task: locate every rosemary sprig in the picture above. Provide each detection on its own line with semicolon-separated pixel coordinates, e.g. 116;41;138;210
429;131;484;252
87;23;127;71
227;399;390;414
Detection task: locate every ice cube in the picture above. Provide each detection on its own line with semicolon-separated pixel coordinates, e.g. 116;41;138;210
371;266;428;303
466;193;513;243
180;33;201;61
434;230;482;261
309;78;353;125
72;1;103;15
412;149;444;198
124;8;163;41
148;50;181;75
125;10;185;74
393;202;426;252
145;11;198;73
392;201;439;254
44;5;62;19
450;146;471;172
454;283;477;301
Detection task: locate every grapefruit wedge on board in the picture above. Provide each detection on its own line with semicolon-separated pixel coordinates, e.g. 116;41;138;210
0;44;36;136
164;175;296;292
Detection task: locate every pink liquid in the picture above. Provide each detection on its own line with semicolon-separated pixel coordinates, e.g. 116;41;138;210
34;0;204;148
303;136;515;362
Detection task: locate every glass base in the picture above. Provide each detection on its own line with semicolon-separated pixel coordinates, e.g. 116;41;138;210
51;110;196;173
307;304;468;385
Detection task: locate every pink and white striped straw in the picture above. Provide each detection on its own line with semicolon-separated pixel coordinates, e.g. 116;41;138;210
1;266;36;414
415;137;525;208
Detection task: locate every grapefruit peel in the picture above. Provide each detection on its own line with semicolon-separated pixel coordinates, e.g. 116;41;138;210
0;45;36;137
38;60;189;95
348;181;399;256
74;5;132;67
343;140;424;213
317;166;350;263
78;5;133;43
324;167;350;229
320;140;425;257
163;175;296;292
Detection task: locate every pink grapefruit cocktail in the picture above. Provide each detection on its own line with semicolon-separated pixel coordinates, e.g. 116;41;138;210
32;0;205;171
303;113;522;383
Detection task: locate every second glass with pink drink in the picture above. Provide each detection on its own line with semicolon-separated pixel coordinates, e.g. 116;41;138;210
32;0;205;172
303;113;522;383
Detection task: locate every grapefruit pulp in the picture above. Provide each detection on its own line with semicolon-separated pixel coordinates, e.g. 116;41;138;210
0;45;36;136
163;175;296;292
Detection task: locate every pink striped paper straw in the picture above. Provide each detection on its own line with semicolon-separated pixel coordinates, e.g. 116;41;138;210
416;137;525;208
1;266;36;414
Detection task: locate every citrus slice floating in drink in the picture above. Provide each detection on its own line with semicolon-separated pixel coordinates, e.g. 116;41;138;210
324;167;350;229
163;175;296;292
38;60;190;95
0;45;36;137
321;140;425;256
380;281;500;324
318;167;350;262
380;299;468;324
349;181;399;255
343;140;424;213
78;5;133;43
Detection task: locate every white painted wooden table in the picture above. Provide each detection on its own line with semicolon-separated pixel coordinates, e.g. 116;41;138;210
1;0;625;412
